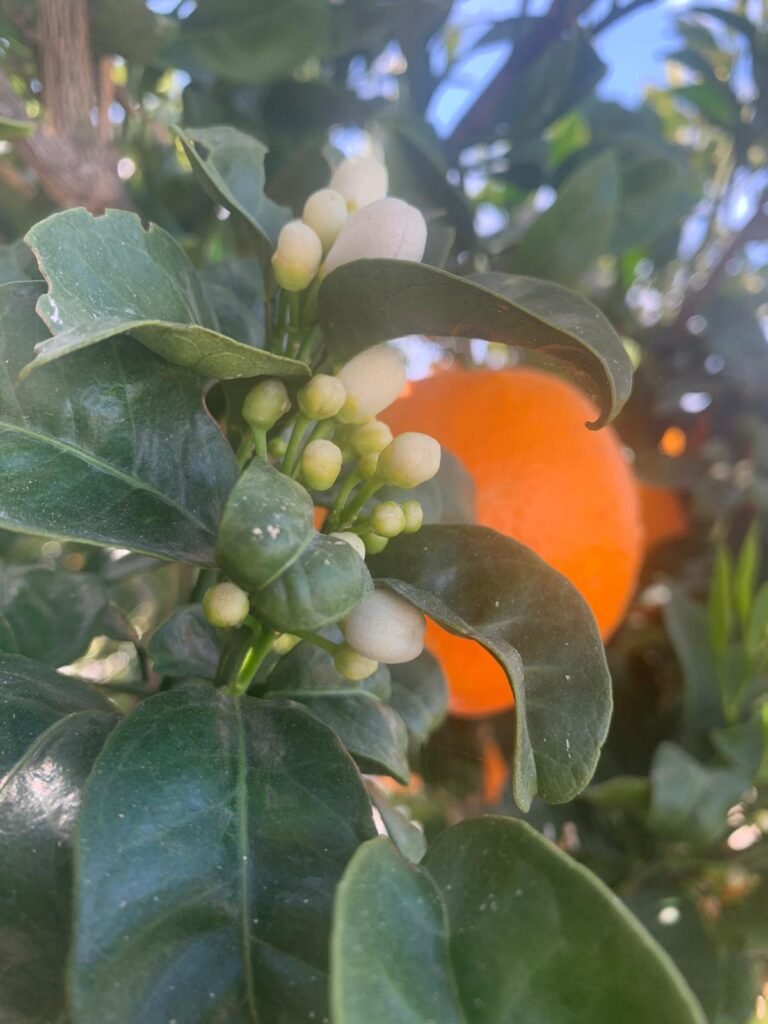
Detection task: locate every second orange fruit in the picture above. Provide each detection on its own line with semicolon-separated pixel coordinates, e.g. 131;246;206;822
383;367;643;717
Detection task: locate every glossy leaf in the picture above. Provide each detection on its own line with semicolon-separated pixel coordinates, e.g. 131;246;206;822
388;650;448;744
147;604;219;679
0;567;132;667
319;261;631;427
22;209;307;380
0;282;237;565
0;710;117;1024
217;458;315;590
266;636;392;700
71;684;375;1023
370;526;612;810
0;653;114;774
647;742;749;847
175;126;290;252
505;151;619;286
332;819;707;1024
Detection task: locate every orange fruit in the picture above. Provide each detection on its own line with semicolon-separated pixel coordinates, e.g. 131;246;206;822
383;368;643;717
637;481;688;552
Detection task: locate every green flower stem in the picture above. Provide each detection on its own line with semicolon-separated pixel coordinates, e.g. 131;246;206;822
303;277;321;324
251;426;268;461
289;291;301;332
236;436;254;470
276;288;288;342
192;567;218;603
281;412;312;477
296;326;319;364
326;470;361;532
307;419;335;444
227;625;276;697
296;631;341;656
338;478;384;529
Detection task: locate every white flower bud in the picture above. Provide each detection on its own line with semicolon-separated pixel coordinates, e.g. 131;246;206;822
336;345;407;425
297;374;347;420
322;198;427;278
341;588;426;664
243;379;291;430
329;154;388;212
350;419;393;456
363;532;389;555
273;633;301;655
377;432;441;489
370;501;406;538
271;220;322;292
334;644;379;681
330;531;366;560
302;188;348;252
401;500;424;534
301;439;342;490
202;582;249;628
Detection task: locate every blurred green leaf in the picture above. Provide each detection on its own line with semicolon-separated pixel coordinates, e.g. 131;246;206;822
388;650;448;744
147;604;219;680
735;521;760;633
708;543;733;664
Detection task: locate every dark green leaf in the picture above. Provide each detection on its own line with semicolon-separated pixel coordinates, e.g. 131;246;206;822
0;567;132;667
379;450;476;525
581;775;651;815
266;635;392;700
371;526;612;809
735;521;760;631
200;259;265;349
0;710;117;1024
217;458;315;590
388;650;448;744
331;837;464;1024
648;742;749;847
23;209;307;380
0;613;17;653
708;543;733;662
147;604;219;680
176;126;290;252
320;262;632;427
0;652;114;774
747;581;768;657
691;6;756;39
365;780;427;863
673;83;740;129
504;151;619;286
332;818;707;1023
711;709;767;780
0;282;238;565
71;684;375;1023
0;242;40;285
88;0;175;62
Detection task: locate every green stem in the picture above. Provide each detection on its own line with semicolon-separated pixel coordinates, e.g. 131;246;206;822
251;427;268;461
282;413;312;477
236;436;254;470
276;288;288;343
192;567;218;603
296;327;319;365
289;291;301;332
296;631;340;656
303;277;321;324
307;419;335;444
338;478;383;529
326;470;361;532
227;626;275;697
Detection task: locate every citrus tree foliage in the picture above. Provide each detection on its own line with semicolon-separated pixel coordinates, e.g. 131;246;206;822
0;0;767;1022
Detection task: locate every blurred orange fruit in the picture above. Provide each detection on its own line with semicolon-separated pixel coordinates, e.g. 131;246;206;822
383;368;643;717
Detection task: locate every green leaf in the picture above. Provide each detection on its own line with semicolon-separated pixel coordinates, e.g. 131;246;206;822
0;567;131;667
266;634;392;700
88;0;175;62
71;684;375;1023
332;819;707;1024
708;543;733;662
364;780;427;863
505;151;620;286
255;531;373;633
379;450;476;525
217;458;315;590
200;259;265;349
647;742;749;847
319;262;631;427
0;282;238;565
147;604;219;680
747;581;768;657
0;240;40;285
673;83;740;129
711;709;767;780
0;652;114;774
0;710;117;1024
734;521;760;632
175;126;291;252
331;838;464;1024
388;650;448;744
0;113;36;140
371;526;612;810
581;775;651;815
23;209;307;381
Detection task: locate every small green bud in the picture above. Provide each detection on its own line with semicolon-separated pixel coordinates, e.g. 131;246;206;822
297;374;347;420
301;439;343;490
350;419;393;456
362;532;389;555
202;582;250;628
330;531;367;560
377;432;441;489
401;499;424;533
271;220;322;292
334;643;379;681
370;501;406;538
357;452;380;480
341;588;426;664
243;379;290;430
272;632;301;655
267;436;288;459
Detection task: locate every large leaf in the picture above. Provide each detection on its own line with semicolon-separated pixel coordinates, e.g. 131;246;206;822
88;0;174;62
647;742;749;847
0;281;237;565
71;684;375;1023
0;652;114;774
319;261;631;427
22;209;307;380
388;650;448;744
370;526;612;810
176;126;291;252
147;604;220;680
332;819;707;1024
200;259;265;349
504;151;620;286
0;710;117;1024
0;240;40;286
0;567;132;667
